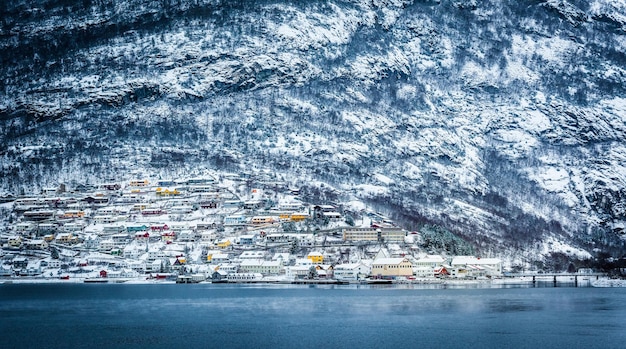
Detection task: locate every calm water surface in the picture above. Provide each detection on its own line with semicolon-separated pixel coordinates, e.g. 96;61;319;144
1;283;625;348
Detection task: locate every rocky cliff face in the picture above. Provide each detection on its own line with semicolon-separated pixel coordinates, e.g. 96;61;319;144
1;0;625;264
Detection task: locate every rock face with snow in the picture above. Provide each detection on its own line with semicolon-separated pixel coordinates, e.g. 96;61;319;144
1;0;625;264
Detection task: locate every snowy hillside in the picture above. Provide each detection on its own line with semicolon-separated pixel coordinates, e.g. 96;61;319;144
1;0;625;264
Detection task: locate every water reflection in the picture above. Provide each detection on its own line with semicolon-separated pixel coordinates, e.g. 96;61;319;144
487;299;543;313
1;285;625;349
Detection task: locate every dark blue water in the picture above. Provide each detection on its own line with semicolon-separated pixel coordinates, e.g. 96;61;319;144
1;283;625;349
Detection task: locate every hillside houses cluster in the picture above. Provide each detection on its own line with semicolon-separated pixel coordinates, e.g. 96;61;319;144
0;174;502;283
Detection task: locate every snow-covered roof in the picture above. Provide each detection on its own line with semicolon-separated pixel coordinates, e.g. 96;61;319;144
272;253;291;261
417;255;446;263
372;257;410;265
240;259;263;267
334;263;367;270
450;256;501;266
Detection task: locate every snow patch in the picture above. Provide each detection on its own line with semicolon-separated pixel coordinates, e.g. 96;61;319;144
520;110;552;133
373;173;393;185
541;236;592;260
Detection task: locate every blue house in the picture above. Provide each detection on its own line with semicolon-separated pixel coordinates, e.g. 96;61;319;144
238;234;258;246
127;224;148;233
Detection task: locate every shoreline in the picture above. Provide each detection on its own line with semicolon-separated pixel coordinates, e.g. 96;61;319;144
2;276;622;287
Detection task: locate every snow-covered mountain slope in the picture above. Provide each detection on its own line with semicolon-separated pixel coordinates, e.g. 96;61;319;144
1;0;625;263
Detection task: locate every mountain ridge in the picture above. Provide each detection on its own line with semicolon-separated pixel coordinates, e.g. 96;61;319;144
1;0;625;265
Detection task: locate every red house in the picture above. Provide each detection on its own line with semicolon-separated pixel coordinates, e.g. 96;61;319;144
434;267;450;278
151;224;169;231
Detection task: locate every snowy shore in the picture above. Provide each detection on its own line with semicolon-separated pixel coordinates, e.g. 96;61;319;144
4;276;623;287
590;279;626;288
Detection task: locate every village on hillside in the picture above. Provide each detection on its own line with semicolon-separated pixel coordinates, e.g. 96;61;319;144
0;172;503;284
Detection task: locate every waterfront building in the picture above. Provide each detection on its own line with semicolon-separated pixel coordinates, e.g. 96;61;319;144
227;273;263;282
450;256;502;278
285;265;311;279
334;263;371;282
413;255;446;278
239;260;284;275
371;258;413;278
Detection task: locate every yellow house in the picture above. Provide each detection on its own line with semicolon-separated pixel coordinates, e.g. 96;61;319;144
290;213;309;222
56;233;78;245
161;232;176;242
307;252;324;264
62;210;85;219
250;216;275;225
217;239;231;249
371;258;413;277
156;187;181;197
8;235;22;248
132;203;149;211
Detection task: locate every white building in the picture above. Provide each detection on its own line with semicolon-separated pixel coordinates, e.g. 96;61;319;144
239;251;266;260
227;273;263;282
123;245;143;260
224;215;247;226
272;253;293;265
63;222;86;232
413;255;446;278
237;234;258;246
123;260;147;273
209;253;230;264
15;222;35;233
334;263;371;282
278;200;303;211
449;256;502;278
285;265;312;279
265;233;314;247
170;206;193;214
200;231;216;243
170;223;191;232
99;239;116;252
43;258;62;269
177;230;197;242
102;224;126;235
239;260;284;275
147;248;166;262
25;239;48;250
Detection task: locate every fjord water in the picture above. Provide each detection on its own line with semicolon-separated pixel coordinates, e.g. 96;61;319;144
1;284;625;348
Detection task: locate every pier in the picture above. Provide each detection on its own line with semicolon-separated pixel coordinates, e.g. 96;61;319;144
505;272;606;287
